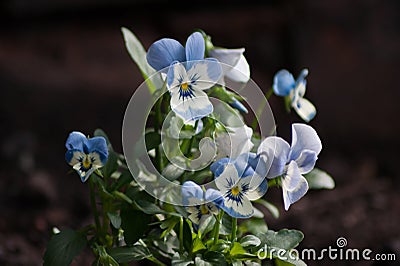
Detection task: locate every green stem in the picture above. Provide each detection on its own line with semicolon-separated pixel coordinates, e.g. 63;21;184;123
89;177;101;239
231;217;237;247
251;88;274;131
179;217;184;253
213;211;223;245
155;97;164;172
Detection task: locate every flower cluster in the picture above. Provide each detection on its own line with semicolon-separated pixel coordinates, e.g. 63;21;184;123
49;28;334;266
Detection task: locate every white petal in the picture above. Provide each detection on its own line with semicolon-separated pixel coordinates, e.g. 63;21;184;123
215;125;253;159
289;123;321;161
282;175;309;211
282;161;303;192
167;62;188;90
257;136;290;178
215;164;239;193
225;54;250;83
292;97;316;122
208;48;244;67
170;88;213;122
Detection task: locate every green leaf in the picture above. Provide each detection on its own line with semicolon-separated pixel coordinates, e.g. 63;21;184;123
193;237;207;253
195;256;212;266
230;242;247;256
305;168;335;189
172;253;193;266
94;128;113;151
239;218;268;236
145;131;161;151
111;169;133;191
203;251;227;265
255;199;280;219
240;235;261;247
258;229;304;251
121;27;161;93
103;151;119;178
275;257;307;266
97;245;119;266
198;215;215;237
182;219;193;253
108;245;151;263
120;209;151;245
134;199;181;217
160;216;180;238
107;212;121;229
43;229;87;266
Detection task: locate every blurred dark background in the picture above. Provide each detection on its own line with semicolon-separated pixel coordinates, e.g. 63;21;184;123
0;0;399;265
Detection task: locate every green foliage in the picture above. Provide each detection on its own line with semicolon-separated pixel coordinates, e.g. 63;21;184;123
43;229;87;266
120;209;151;245
108;245;152;263
305;168;335;189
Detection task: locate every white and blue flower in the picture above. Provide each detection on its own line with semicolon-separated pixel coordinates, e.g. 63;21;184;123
146;32;206;72
65;131;108;182
181;181;223;226
214;163;267;218
273;69;316;122
257;124;322;210
167;59;222;122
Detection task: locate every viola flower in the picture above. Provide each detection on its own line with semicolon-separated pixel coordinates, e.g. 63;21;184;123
167;59;222;122
146;32;205;72
257;124;322;210
181;181;223;227
214;163;267;218
65;131;108;182
273;69;316;122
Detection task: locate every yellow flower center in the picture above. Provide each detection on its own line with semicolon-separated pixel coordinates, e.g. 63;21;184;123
181;82;189;90
200;205;209;215
82;156;92;169
231;186;240;196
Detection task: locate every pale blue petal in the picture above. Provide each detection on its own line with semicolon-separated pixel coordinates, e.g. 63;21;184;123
247;178;268;201
205;189;224;208
87;137;108;165
289;123;322;161
146;38;185;71
294;68;309;88
234;153;257;178
282;161;309;210
257;136;290;178
182;181;204;206
295;150;318;174
210;158;231;177
185;32;205;62
186;59;222;90
65;131;86;151
273;69;295;96
80;168;96;183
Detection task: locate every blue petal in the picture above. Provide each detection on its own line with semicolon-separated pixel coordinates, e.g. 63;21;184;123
185;32;205;62
205;188;224;208
234;153;257;178
65;149;81;165
181;181;204;206
289;123;322;161
273;69;295;96
210;158;231;177
65;131;87;151
294;150;317;174
146;38;185;71
87;137;108;165
294;68;309;88
229;98;248;113
247;178;268;201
